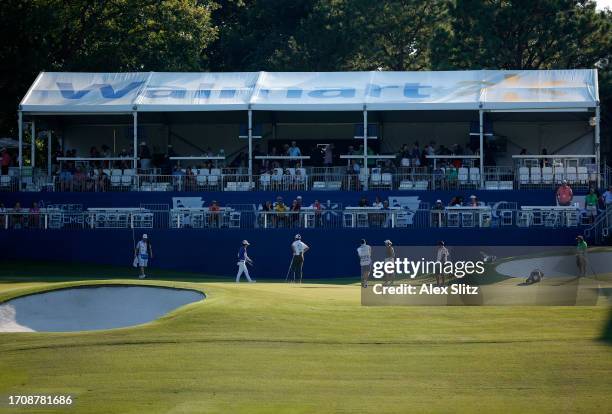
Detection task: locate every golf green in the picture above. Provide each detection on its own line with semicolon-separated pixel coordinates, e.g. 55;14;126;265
0;262;610;413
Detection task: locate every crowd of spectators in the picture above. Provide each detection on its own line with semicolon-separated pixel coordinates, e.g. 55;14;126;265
0;201;42;229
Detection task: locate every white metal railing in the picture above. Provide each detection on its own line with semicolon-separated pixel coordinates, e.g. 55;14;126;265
1;165;604;192
1;204;602;231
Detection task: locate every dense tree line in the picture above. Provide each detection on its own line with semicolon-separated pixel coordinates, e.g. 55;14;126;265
1;0;610;156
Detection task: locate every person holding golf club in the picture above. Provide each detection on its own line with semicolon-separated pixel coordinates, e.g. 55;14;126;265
287;234;309;283
134;233;153;279
236;240;255;283
436;241;450;286
575;235;588;278
357;239;372;288
384;240;395;286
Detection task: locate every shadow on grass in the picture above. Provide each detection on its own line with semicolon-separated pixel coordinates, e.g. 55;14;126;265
600;288;612;345
0;260;356;285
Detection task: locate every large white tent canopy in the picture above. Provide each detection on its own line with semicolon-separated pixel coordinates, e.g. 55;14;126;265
20;69;599;113
16;69;601;189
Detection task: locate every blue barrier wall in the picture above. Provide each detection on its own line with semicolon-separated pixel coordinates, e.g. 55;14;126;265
0;227;579;278
0;190;582;278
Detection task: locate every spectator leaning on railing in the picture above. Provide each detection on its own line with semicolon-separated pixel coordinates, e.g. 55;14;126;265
602;185;612;209
556;180;573;206
431;199;445;227
585;188;598;222
209;200;221;227
1;147;11;175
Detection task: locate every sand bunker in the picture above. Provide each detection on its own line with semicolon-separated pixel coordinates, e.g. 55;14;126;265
495;251;612;278
0;285;204;333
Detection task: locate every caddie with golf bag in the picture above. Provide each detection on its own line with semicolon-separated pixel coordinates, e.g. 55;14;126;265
133;233;153;279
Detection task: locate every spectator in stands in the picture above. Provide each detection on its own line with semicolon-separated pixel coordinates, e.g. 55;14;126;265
602;185;612;208
348;159;360;175
438;144;451;155
274;196;288;227
296;196;303;209
73;167;88;191
347;145;357;156
585;188;598;222
382;159;396;174
59;166;73;191
1;148;10;175
431;199;445;227
358;196;369;207
204;147;214;157
12;202;23;229
519;148;528;155
185;167;196;190
29;202;40;228
139;141;152;170
262;200;273;212
411;142;420;166
449;196;463;207
541;148;550;167
311;199;322;227
0;203;5;226
372;196;383;208
209;200;221;227
89;146;100;158
468;195;480;207
93;168;108;191
426;142;435;156
446;164;458;184
288;141;301;158
398;144;410;167
290;199;301;226
324;144;334;167
556;180;573;206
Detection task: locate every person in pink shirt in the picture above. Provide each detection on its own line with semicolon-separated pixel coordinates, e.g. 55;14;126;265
556;180;573;206
1;148;11;175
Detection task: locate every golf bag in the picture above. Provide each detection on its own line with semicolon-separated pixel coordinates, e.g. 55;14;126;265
526;269;544;284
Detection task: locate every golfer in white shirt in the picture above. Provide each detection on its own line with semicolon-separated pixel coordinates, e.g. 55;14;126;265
288;234;309;283
436;241;450;286
134;234;153;279
357;239;372;288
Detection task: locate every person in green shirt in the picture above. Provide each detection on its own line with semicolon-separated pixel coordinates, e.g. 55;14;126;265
575;235;588;277
585;188;598;222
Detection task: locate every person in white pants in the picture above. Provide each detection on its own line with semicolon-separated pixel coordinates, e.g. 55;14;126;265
236;240;255;283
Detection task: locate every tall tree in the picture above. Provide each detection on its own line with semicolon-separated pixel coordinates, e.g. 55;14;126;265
0;0;218;134
432;0;611;70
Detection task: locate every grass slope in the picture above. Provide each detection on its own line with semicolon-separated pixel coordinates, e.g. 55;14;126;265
0;261;610;414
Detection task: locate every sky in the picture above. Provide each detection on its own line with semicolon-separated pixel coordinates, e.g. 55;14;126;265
596;0;612;10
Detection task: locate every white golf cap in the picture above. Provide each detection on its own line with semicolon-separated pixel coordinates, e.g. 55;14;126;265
242;240;250;245
294;234;301;240
142;234;148;239
470;195;476;198
436;199;442;203
384;239;392;245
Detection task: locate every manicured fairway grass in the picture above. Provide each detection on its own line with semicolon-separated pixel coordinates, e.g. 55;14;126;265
0;261;611;414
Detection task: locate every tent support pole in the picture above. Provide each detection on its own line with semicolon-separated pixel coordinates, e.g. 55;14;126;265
248;107;253;186
18;111;23;190
479;109;484;189
363;106;368;191
47;131;52;176
595;106;601;188
132;111;138;170
30;121;35;168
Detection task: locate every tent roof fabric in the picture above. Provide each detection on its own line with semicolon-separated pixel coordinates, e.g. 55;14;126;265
20;70;598;113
